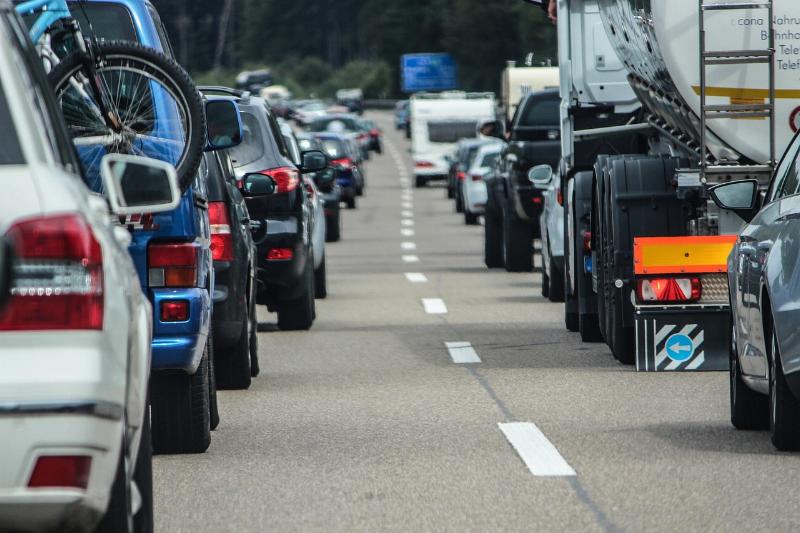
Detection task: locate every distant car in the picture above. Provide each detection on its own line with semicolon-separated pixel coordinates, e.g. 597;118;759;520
359;118;383;154
461;143;503;225
711;133;800;451
395;100;410;130
307;113;370;159
315;132;364;209
448;138;493;204
236;69;273;93
528;165;565;302
205;148;259;390
298;134;342;242
336;88;364;115
292;100;328;126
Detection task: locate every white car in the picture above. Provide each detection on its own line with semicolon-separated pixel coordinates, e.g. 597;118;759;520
0;10;180;531
529;165;565;302
461;143;503;225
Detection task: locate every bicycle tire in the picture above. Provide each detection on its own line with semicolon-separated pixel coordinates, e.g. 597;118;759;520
49;41;205;191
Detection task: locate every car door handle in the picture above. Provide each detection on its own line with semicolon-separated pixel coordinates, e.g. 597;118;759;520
740;244;757;256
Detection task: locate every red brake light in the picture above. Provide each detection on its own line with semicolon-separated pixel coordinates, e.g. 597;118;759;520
471;173;484;182
456;171;466;181
208;202;233;262
148;243;199;288
332;157;354;169
636;277;701;304
556;188;563;206
415;161;435;168
259;167;299;193
370;128;380;136
582;231;592;252
161;300;189;322
267;248;293;261
0;214;103;331
28;455;91;489
532;197;543;204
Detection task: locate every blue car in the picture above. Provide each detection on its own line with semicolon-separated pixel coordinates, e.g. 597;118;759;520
69;0;241;454
313;132;363;209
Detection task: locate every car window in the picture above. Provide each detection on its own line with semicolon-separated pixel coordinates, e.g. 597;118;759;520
283;133;301;166
480;152;500;168
310;117;359;132
769;132;800;201
462;146;480;166
0;81;24;165
265;107;291;159
147;6;176;58
428;121;478;143
519;97;559;126
321;139;346;159
72;4;138;42
227;111;265;167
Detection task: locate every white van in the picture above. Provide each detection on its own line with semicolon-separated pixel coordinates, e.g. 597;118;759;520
409;92;496;187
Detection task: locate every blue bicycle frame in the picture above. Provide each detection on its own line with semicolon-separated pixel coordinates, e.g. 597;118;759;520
15;0;73;43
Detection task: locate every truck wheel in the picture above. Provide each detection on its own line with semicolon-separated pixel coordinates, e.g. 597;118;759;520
151;351;211;454
415;176;427;188
769;329;800;450
484;209;504;268
730;326;768;430
278;260;315;331
215;315;252;390
314;255;327;299
326;210;341;242
503;205;534;272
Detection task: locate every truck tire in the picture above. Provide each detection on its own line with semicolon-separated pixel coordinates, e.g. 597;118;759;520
278;259;315;331
215;315;252;390
151;351;211;454
484;209;504;268
503;204;534;272
730;326;768;430
572;171;600;340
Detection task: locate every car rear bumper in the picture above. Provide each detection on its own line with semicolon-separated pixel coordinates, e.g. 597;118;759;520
151;288;210;373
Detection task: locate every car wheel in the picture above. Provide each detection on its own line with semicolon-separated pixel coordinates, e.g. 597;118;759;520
547;253;565;303
730;324;768;430
447;184;454;199
415;176;427;188
249;291;260;378
278;260;315;331
95;435;133;533
151;350;211;454
503;205;534;272
326;210;341;242
132;404;154;533
207;336;220;430
346;197;356;210
464;210;479;225
215;312;252;390
456;190;464;213
315;255;327;299
484;209;504;268
769;328;800;450
540;252;550;299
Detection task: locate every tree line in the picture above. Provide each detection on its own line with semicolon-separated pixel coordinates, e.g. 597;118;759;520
151;0;557;97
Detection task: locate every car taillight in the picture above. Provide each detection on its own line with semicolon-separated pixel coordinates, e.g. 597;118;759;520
208;202;233;262
456;171;466;181
267;248;293;261
556;188;563;206
257;167;299;193
636;277;701;304
28;456;91;489
415;161;435;168
370;128;380;136
332;157;354;170
582;231;592;252
148;243;199;288
0;214;103;331
161;300;189;322
471;173;484;182
532;197;543;204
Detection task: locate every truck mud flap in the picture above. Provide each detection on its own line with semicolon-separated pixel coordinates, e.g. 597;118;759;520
635;307;730;372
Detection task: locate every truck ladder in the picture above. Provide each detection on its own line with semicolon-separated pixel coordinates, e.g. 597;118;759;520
698;1;776;178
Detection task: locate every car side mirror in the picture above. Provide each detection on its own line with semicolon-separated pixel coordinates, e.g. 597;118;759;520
300;150;329;174
205;100;243;151
709;179;761;222
242;173;277;196
528;164;554;190
478;119;506;140
315;167;337;186
0;237;13;310
101;154;181;216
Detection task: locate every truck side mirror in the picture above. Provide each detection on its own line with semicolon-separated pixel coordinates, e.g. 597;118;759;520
709;179;761;222
205;100;243;151
478;119;506;140
101;154;182;215
528;164;554;190
0;237;13;310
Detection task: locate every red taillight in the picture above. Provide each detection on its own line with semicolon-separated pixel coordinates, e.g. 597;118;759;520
208;201;233;262
556;188;563;206
582;231;592;252
415;161;435;168
332;157;354;170
148;243;199;288
370;128;380;136
161;300;189;322
636;277;702;304
28;456;91;489
258;167;299;193
0;214;103;331
532;197;543;204
471;173;484;182
456;171;467;181
267;248;293;261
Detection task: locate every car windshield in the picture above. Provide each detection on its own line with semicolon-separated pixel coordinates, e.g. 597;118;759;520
310;117;359;132
0;83;24;165
428;121;478;143
321;139;347;159
227;112;265;167
520;98;559;127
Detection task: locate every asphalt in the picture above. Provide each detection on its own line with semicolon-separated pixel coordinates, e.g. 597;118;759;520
153;112;800;532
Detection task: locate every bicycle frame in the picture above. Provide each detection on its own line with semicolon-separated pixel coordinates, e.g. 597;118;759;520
15;0;72;43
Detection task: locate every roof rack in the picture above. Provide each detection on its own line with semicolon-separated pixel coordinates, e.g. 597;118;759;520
411;91;495;100
197;86;251;101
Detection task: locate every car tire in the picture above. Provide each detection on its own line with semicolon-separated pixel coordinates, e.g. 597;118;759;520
315;255;327;299
95;437;132;533
456;190;464;213
278;260;315;331
503;206;534;273
132;404;153;533
730;328;768;430
547;250;565;303
151;351;211;454
346;197;356;210
249;292;260;378
415;176;427;188
540;252;550;299
464;210;479;225
447;185;455;199
484;210;504;268
215;314;252;390
326;210;341;242
769;328;800;450
207;336;219;430
356;184;364;197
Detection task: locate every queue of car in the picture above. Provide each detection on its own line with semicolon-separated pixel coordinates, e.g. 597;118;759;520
0;0;386;530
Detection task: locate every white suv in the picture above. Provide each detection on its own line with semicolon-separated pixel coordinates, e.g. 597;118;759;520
0;6;179;532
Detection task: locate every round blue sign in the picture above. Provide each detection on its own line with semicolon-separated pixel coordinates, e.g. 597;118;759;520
665;333;695;362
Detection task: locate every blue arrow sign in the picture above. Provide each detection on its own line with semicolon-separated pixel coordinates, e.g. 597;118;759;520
665;333;694;362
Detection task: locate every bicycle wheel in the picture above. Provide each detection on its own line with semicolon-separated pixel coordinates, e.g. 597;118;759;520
49;40;205;192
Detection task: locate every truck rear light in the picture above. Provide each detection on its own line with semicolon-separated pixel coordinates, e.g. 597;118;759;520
257;167;299;193
636;277;701;304
267;248;293;261
415;161;434;168
0;214;103;331
161;300;189;322
148;243;199;288
28;456;91;489
208;202;234;262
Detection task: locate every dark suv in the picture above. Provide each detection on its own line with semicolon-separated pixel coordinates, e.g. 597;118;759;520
200;87;328;330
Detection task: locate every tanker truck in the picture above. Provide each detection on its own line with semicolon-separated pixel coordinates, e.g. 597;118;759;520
525;0;800;370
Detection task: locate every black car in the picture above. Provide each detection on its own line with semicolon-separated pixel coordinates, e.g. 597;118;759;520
201;87;328;331
206;150;259;389
298;134;343;242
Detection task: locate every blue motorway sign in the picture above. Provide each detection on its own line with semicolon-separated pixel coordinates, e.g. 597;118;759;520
401;53;458;93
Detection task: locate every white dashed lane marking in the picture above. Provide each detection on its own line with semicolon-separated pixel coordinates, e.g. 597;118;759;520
498;423;576;477
401;242;417;251
401;219;414;227
402;201;413;209
445;342;481;364
401;229;415;237
404;272;428;283
402;255;420;263
422;298;447;314
401;210;414;218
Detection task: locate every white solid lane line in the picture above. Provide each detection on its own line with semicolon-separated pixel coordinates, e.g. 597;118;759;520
402;255;420;263
401;229;415;237
401;219;414;226
498;422;576;477
404;272;428;283
445;342;481;364
422;298;447;314
401;242;417;250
